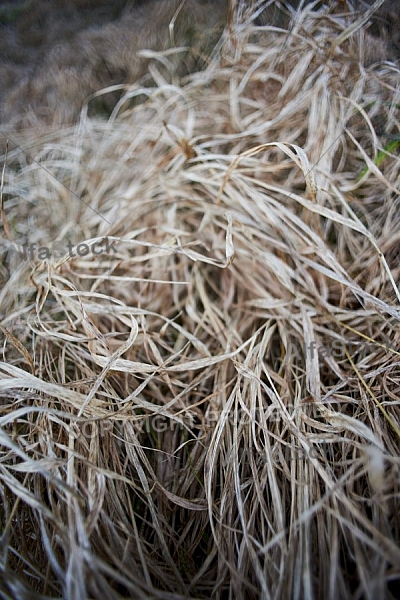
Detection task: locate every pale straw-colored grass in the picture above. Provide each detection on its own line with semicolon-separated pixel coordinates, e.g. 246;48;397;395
1;1;399;598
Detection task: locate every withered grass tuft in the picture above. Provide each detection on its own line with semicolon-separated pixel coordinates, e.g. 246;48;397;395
0;1;399;598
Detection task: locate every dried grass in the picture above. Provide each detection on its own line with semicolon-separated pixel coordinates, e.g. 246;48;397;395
1;1;400;598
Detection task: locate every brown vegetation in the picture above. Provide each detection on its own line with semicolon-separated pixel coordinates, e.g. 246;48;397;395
0;0;229;131
0;1;399;599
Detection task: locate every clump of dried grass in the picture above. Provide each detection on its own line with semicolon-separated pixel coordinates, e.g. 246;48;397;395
1;2;400;599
